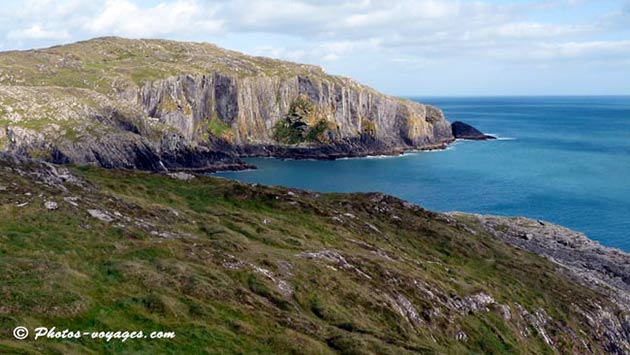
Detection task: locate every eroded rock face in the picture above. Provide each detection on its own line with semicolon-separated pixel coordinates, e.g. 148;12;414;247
0;38;454;171
135;73;454;152
0;85;246;172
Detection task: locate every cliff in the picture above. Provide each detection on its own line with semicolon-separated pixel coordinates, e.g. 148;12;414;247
0;157;628;354
0;37;453;170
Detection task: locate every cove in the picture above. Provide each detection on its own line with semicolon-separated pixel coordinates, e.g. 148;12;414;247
214;96;630;251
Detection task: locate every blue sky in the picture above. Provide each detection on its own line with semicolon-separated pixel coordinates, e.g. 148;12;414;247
1;0;629;96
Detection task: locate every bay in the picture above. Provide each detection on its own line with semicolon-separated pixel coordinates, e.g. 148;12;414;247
214;96;630;251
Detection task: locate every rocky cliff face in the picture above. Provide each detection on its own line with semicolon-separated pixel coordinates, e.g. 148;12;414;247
0;37;453;170
137;73;452;147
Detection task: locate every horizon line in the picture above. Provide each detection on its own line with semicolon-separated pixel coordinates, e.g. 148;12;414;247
400;94;630;98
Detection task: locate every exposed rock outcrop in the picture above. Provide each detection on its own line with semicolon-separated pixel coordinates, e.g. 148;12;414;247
451;121;496;140
449;212;630;353
0;37;454;170
453;213;630;307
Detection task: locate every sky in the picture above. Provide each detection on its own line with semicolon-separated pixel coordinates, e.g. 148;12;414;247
1;0;629;96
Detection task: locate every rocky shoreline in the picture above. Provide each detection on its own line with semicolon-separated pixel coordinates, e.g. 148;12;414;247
235;139;454;160
452;213;630;307
447;213;630;353
210;117;499;172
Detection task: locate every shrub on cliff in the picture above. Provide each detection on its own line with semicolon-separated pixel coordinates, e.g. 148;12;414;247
273;95;330;144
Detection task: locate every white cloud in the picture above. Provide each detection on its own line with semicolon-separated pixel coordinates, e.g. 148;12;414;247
491;22;592;40
0;0;628;94
84;0;222;38
540;40;630;60
202;0;606;64
252;38;383;65
6;24;70;40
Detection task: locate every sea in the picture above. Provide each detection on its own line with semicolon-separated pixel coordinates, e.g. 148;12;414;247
214;96;630;251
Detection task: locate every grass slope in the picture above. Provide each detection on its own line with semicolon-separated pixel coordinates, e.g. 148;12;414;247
0;162;615;354
0;37;352;93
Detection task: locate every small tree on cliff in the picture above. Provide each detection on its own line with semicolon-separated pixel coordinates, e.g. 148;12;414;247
273;95;331;144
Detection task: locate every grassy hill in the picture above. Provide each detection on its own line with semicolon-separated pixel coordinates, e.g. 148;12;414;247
0;37;340;92
0;37;453;170
0;158;626;354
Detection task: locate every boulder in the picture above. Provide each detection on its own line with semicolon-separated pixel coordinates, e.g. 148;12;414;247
44;201;59;210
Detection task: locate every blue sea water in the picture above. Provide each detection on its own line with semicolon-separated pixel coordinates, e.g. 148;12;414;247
214;96;630;251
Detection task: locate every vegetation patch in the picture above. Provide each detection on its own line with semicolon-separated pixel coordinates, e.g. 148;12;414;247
273;95;332;144
157;95;192;116
361;117;377;136
207;116;233;140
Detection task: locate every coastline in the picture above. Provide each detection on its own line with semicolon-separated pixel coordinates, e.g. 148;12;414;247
450;213;630;308
167;162;258;174
214;139;457;173
214;122;499;173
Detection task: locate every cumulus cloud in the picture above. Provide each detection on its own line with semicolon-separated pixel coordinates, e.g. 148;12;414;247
6;24;70;40
0;0;620;62
84;0;222;37
198;0;611;67
0;0;628;94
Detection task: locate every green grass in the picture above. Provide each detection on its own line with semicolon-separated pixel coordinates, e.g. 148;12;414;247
0;37;346;93
0;162;621;354
206;116;232;140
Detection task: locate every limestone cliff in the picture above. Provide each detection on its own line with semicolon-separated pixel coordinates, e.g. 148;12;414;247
0;37;453;170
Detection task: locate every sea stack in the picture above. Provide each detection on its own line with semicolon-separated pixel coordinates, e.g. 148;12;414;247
451;121;496;140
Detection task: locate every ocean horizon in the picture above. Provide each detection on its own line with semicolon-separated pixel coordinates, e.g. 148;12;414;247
215;95;630;251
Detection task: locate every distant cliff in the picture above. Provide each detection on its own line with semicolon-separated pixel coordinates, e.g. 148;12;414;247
0;37;453;170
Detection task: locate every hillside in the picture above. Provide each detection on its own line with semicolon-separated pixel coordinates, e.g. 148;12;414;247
0;37;453;171
0;156;628;354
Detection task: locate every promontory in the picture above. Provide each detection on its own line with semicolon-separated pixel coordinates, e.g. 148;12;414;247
0;37;456;171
